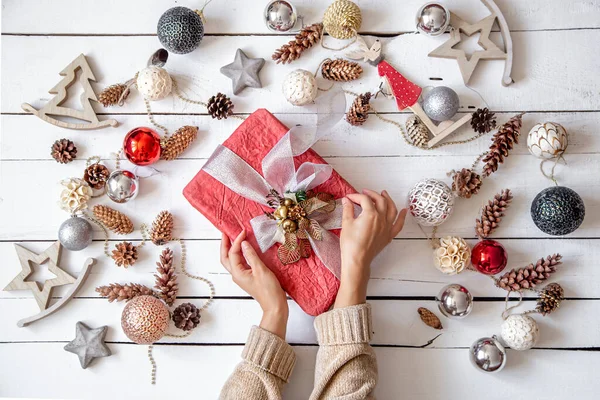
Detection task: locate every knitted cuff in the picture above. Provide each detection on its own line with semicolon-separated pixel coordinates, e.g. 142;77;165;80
241;326;296;382
314;303;373;345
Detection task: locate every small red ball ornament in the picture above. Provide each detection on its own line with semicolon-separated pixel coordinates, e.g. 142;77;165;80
471;239;508;275
123;127;161;166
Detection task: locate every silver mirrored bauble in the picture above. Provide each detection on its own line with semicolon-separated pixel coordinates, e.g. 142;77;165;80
58;216;93;251
264;0;297;32
437;283;473;318
469;336;507;373
157;6;204;55
416;2;450;37
105;170;139;204
422;86;460;122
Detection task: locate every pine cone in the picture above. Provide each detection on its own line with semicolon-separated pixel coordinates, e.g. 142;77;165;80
482;114;523;177
98;84;130;107
151;210;174;245
154;247;178;306
207;93;234;120
475;189;513;239
93;205;134;235
321;59;363;81
272;23;323;64
96;283;154;302
452;168;482;199
536;282;564;315
405;115;429;149
160;126;198;161
172;302;201;331
83;163;110;190
495;254;562;292
417;307;443;330
346;92;371;126
470;107;497;134
112;241;138;268
51;138;77;164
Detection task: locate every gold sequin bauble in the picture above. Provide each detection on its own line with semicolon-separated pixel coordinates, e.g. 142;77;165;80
282;69;317;106
136;66;172;101
527;122;568;159
323;0;362;39
433;236;470;275
121;295;170;344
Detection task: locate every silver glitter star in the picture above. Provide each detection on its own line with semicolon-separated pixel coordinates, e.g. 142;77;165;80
64;322;111;369
220;49;265;95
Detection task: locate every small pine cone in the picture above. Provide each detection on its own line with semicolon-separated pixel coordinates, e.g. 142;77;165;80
272;23;323;64
207;93;234;120
321;59;363;82
93;205;134;235
154;247;178;306
482;113;523;177
160;126;198;161
346;92;372;126
172;302;201;331
495;254;562;292
417;307;443;330
151;210;174;245
452;168;482;199
112;241;138;268
475;189;513;239
95;283;154;302
51;138;77;164
98;84;130;107
405;115;429;148
83;163;110;190
536;282;564;315
470;107;497;134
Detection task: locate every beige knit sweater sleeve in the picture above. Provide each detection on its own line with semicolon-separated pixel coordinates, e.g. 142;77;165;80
220;303;376;400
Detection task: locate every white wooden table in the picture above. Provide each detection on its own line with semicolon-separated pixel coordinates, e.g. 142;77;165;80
1;1;599;398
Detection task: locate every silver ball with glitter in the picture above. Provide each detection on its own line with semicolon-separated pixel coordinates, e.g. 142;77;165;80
264;0;297;32
58;216;93;251
416;2;450;37
105;170;139;204
422;86;460;122
469;336;507;373
437;283;473;318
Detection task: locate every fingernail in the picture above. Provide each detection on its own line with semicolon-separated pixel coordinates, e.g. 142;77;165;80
382;190;388;196
242;241;250;250
342;197;348;205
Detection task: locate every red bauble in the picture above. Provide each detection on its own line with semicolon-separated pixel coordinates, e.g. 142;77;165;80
471;239;508;275
123;127;161;166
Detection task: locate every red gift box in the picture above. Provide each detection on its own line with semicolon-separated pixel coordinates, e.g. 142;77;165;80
183;109;356;315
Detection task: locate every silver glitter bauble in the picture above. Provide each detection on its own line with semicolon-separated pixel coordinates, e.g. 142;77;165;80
501;314;539;351
58;216;93;251
408;178;455;226
264;0;297;32
422;86;460;121
105;170;139;204
416;2;450;37
437;283;473;318
157;7;204;55
527;122;568;159
469;336;507;373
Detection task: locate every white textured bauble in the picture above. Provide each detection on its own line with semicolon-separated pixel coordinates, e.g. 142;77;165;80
527;122;568;159
501;314;540;351
136;66;172;101
433;236;470;275
408;178;454;226
282;69;318;106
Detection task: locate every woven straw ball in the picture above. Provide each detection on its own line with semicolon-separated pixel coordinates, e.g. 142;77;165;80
323;0;362;39
137;66;173;101
121;295;170;344
282;69;318;106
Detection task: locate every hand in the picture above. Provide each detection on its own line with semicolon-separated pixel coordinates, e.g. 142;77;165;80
335;189;408;308
221;230;289;339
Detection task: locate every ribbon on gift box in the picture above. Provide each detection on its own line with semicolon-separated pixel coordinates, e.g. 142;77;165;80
202;88;352;279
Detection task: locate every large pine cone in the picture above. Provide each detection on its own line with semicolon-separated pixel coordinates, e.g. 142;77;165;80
98;84;130;107
154;248;178;306
151;210;174;245
482;114;523;177
172;302;201;331
160;126;198;161
93;205;134;234
83;163;110;189
405;116;429;149
207;93;234;120
346;92;371;126
112;241;138;268
96;283;154;302
475;189;512;238
452;168;482;199
536;282;564;315
321;59;363;81
495;254;562;292
272;23;323;64
470;107;497;134
51;138;77;164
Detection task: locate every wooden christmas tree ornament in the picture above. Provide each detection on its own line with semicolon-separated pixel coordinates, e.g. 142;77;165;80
21;54;118;130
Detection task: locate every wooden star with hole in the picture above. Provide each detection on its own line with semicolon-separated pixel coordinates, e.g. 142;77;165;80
428;13;507;84
3;241;75;310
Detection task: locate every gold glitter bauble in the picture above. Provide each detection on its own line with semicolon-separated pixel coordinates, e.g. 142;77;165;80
121;295;170;344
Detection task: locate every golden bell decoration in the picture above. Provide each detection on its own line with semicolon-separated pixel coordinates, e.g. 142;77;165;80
282;219;298;233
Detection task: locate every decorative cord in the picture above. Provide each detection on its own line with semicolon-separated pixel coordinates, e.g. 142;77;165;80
171;77;246;121
540;155;566;186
